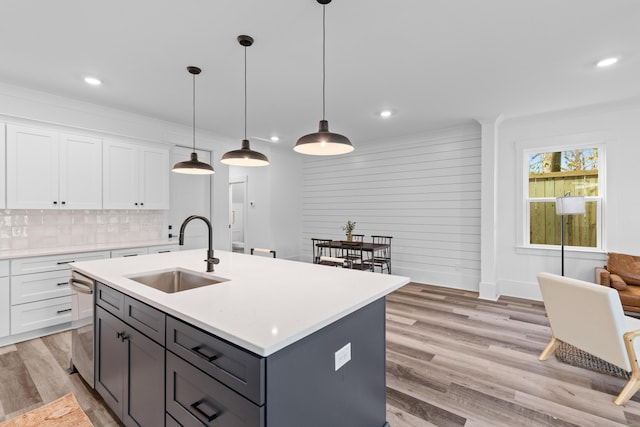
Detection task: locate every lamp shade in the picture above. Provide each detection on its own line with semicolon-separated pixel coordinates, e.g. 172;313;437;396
221;140;270;167
294;120;354;156
556;196;586;215
172;152;215;175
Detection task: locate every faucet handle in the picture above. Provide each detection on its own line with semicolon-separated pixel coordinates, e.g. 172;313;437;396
205;257;220;265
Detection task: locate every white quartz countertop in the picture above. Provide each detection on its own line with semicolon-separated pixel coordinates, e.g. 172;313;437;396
0;239;177;260
71;249;410;357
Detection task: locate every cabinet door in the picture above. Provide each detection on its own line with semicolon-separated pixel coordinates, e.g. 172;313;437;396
123;325;165;427
139;145;169;209
0;277;9;338
59;133;102;209
6;124;60;209
95;306;126;419
103;139;138;209
0;123;5;209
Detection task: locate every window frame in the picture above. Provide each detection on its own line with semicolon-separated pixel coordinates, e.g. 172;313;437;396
521;141;605;252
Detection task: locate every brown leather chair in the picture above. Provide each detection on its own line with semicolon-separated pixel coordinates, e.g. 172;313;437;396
596;252;640;314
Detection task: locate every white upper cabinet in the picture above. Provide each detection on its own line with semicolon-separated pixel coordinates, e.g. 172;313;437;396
59;133;103;209
103;139;169;210
0;123;6;209
6;124;101;210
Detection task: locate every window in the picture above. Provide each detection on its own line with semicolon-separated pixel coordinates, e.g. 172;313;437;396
525;146;602;250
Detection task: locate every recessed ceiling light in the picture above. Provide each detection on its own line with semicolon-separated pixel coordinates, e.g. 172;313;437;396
596;57;619;68
380;110;393;118
270;136;280;142
84;76;102;86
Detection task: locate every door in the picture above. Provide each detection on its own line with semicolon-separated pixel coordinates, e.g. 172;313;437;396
169;147;212;249
103;139;138;209
6;124;60;209
229;179;247;253
139;145;169;209
95;306;126;419
59;133;102;209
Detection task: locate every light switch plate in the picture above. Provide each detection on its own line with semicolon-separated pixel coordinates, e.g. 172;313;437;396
334;342;351;371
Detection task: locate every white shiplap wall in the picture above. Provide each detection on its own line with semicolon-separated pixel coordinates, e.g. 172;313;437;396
301;125;482;289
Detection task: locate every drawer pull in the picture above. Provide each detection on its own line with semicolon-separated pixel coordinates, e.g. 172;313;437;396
57;260;75;265
190;399;219;422
117;331;130;342
123;254;138;257
57;308;72;314
57;282;68;286
158;250;171;253
191;345;219;362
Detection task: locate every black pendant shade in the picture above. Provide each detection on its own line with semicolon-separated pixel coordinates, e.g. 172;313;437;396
173;66;215;175
221;139;269;166
294;120;353;155
221;35;270;167
294;0;353;156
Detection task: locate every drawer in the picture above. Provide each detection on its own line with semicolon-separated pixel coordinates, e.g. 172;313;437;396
11;270;71;305
10;295;72;334
166;316;265;405
96;282;125;319
11;251;110;275
0;277;9;338
124;296;165;345
111;247;148;258
166;351;264;427
0;260;9;277
148;245;180;254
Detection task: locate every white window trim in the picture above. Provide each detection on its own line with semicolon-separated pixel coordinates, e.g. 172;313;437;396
515;135;606;252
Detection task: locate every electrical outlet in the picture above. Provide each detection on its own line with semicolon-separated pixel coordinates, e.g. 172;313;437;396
334;343;351;371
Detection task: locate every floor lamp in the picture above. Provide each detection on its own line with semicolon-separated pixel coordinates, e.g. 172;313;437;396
555;195;586;276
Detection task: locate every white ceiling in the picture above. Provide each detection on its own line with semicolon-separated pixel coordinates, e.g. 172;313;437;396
1;0;639;148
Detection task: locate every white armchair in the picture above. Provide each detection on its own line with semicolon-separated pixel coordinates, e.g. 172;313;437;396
537;272;640;405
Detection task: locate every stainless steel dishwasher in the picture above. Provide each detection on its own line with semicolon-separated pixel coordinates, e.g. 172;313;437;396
69;271;95;388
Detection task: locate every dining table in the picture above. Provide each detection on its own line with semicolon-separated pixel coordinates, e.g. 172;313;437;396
313;239;391;270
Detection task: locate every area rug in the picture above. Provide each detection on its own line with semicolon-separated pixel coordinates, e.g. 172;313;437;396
0;393;93;427
555;342;631;379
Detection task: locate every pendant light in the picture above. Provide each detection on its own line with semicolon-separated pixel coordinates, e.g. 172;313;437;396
172;66;215;175
294;0;353;156
221;35;270;167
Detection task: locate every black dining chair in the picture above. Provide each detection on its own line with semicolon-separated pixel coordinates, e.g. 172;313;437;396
311;238;332;264
363;235;392;274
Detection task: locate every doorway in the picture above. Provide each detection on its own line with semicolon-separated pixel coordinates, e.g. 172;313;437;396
229;178;247;253
169;146;212;249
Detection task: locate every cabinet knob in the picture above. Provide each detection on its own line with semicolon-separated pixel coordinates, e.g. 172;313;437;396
140;202;144;206
53;201;58;205
134;202;138;206
61;201;66;205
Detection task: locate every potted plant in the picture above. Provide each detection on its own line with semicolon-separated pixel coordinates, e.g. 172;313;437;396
342;220;356;241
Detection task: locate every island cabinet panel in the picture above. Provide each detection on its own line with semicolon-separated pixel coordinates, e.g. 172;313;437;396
166;316;265;405
166;351;264;427
95;305;165;427
96;281;125;318
265;298;387;427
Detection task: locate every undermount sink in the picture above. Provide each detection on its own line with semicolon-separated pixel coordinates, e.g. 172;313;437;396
128;268;228;293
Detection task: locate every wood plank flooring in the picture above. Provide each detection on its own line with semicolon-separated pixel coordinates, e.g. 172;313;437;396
1;282;640;426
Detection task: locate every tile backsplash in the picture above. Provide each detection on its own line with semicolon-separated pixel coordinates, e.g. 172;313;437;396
0;210;164;250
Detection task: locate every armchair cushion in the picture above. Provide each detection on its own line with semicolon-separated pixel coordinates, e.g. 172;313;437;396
610;273;629;291
608;252;640;286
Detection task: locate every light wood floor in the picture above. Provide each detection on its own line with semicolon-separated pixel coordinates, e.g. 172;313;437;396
2;282;640;426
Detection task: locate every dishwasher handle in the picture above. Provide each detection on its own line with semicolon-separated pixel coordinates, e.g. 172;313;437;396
69;274;94;294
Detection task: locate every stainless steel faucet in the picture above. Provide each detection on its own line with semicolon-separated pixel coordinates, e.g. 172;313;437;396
178;215;219;272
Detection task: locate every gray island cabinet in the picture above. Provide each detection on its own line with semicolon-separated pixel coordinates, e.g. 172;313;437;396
73;249;409;427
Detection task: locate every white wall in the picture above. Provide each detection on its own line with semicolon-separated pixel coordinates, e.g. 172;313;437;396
229;144;303;260
300;124;482;288
495;98;640;300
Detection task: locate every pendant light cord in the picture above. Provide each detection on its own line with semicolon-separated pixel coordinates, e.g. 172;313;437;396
192;72;196;152
244;45;248;140
322;4;326;121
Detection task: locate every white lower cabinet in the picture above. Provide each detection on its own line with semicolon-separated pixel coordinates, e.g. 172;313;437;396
9;251;109;336
0;261;10;338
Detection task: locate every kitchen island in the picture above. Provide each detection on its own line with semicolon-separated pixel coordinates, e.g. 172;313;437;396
72;249;410;427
